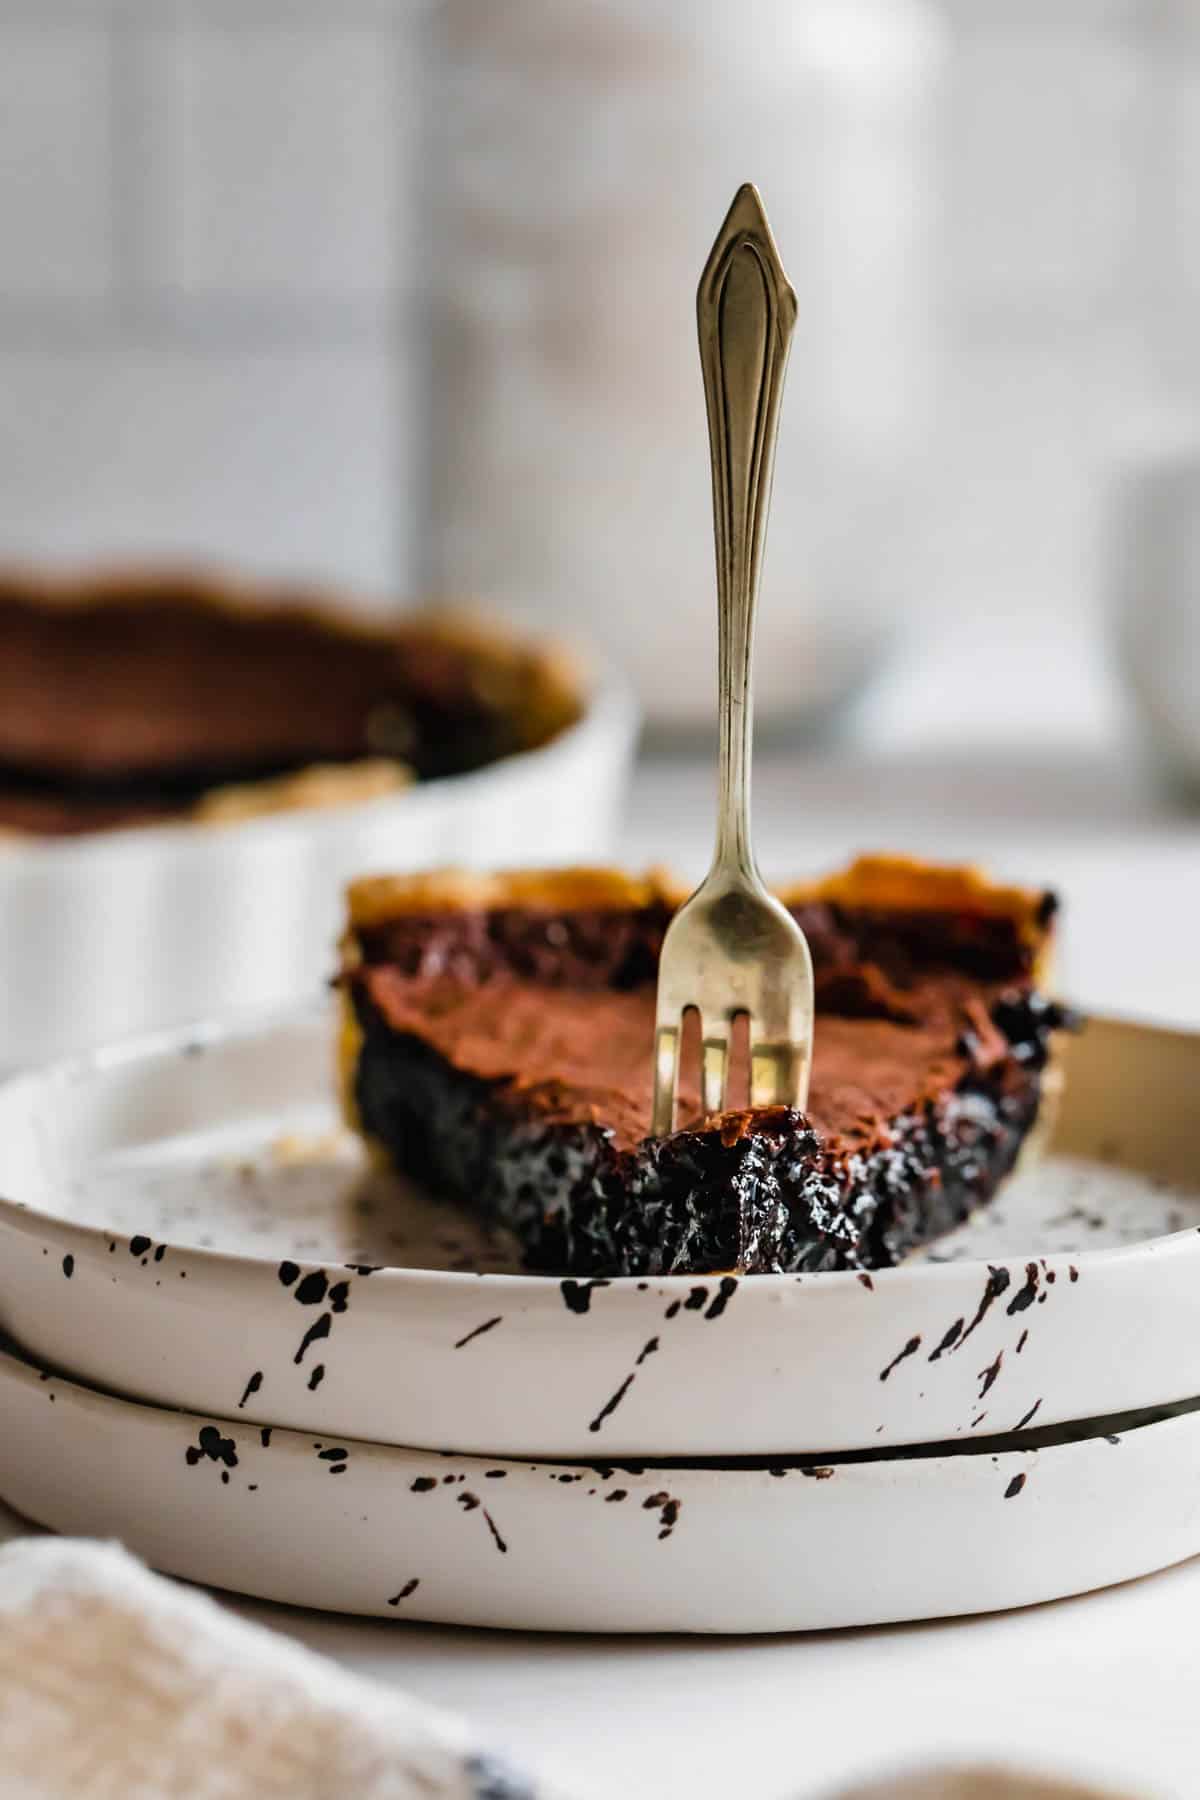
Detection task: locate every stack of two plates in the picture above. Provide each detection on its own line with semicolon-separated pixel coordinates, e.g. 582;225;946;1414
1;1003;1200;1634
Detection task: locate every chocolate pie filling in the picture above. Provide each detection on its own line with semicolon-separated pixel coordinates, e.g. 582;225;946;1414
341;863;1070;1277
0;574;579;834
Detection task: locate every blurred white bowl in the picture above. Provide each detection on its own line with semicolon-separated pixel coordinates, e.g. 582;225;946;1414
1110;436;1200;795
0;655;637;1069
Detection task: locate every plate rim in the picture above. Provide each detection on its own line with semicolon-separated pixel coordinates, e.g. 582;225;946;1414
1;1000;1198;1302
5;1328;1197;1472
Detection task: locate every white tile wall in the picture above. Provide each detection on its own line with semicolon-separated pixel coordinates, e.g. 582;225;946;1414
0;344;404;596
0;0;1186;664
918;328;1145;632
150;21;411;307
0;20;114;304
1134;0;1200;412
941;4;1141;326
0;1;423;603
931;0;1156;675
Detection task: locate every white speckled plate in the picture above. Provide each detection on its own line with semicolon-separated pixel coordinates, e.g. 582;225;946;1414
3;1336;1199;1633
0;1004;1198;1458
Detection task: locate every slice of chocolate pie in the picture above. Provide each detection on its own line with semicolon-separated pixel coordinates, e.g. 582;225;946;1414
338;856;1069;1277
0;569;580;835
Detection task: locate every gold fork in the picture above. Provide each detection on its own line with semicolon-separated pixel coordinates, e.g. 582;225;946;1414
651;184;815;1137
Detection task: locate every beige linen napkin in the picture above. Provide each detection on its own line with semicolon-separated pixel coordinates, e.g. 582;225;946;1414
0;1537;538;1799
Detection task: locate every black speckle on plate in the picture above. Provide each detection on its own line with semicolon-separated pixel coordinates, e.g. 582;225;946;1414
185;1424;238;1471
293;1312;331;1365
977;1349;1004;1399
1005;1262;1039;1315
482;1510;507;1554
704;1276;737;1321
928;1318;963;1362
588;1372;635;1434
879;1335;921;1382
560;1279;610;1315
294;1270;328;1306
454;1315;503;1350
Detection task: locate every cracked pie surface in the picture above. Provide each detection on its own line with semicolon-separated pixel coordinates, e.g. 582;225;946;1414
339;855;1069;1277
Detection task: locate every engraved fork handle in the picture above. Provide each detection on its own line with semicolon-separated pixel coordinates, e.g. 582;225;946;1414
696;184;798;886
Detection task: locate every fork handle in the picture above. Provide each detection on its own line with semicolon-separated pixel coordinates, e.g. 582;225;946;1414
696;184;797;880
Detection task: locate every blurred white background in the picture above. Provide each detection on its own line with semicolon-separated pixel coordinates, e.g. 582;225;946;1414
2;0;1199;1017
0;1;1177;705
0;1;420;598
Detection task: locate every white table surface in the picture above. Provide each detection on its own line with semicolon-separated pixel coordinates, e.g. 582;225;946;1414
6;711;1200;1800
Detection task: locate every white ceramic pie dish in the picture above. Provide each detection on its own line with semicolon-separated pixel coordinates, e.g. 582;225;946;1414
0;1002;1197;1459
0;653;636;1070
2;1334;1198;1633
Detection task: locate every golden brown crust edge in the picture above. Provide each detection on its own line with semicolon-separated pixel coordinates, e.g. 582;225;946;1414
345;864;676;929
345;853;1054;952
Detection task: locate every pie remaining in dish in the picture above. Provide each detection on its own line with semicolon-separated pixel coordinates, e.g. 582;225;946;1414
338;855;1070;1276
0;569;581;835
